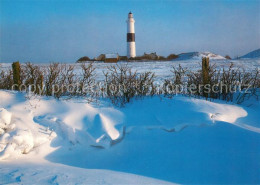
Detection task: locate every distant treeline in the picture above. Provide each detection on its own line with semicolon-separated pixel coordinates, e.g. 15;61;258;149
76;52;232;63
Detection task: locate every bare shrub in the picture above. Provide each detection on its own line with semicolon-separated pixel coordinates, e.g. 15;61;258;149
236;68;260;104
225;55;232;60
77;56;91;63
185;63;260;103
0;68;13;90
22;63;44;94
104;64;155;107
163;64;187;97
44;63;83;98
219;63;241;101
53;64;77;98
0;61;258;105
78;63;96;97
167;54;178;60
45;63;62;97
135;71;156;96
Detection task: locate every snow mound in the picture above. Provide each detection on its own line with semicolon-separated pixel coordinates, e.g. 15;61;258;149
0;108;13;131
0;91;15;107
0;108;34;159
0;90;259;160
0;106;54;160
0;163;176;185
191;98;247;123
239;48;260;59
177;51;225;60
88;113;123;148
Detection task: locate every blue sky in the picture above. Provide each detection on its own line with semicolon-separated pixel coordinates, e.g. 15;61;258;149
0;0;260;62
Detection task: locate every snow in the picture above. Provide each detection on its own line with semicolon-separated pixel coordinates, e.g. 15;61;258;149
0;58;260;184
0;91;15;107
0;162;175;185
0;89;260;184
0;108;12;128
177;51;226;60
1;58;260;84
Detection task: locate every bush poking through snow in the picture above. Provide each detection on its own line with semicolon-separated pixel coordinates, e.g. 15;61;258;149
0;61;259;106
78;62;96;98
103;64;156;107
0;68;13;90
164;62;260;103
22;63;44;95
163;64;187;97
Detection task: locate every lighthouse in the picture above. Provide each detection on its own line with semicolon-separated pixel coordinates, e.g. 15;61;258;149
126;12;136;58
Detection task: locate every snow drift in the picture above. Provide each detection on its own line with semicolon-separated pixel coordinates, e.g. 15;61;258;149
177;51;226;60
0;89;260;184
0;90;259;161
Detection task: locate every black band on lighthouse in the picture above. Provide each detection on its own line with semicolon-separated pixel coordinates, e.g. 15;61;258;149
127;33;135;42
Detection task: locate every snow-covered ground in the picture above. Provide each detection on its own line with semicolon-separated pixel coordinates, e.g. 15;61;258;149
0;162;175;185
177;51;226;60
0;88;260;184
1;59;260;82
0;58;260;184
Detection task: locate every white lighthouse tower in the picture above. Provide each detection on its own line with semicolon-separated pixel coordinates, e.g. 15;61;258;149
126;12;136;58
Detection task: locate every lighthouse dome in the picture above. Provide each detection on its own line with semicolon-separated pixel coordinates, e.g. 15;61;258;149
128;12;133;18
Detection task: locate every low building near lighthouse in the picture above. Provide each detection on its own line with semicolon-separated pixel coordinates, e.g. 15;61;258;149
104;53;119;63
